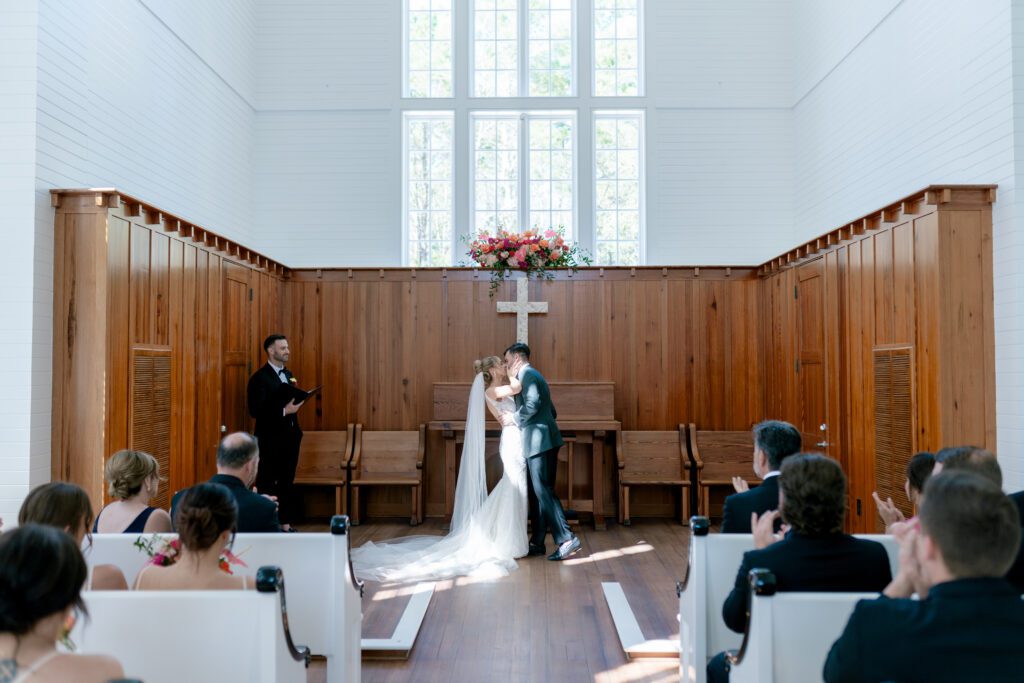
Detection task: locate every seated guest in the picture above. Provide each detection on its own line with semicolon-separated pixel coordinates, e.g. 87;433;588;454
872;451;934;531
171;432;281;533
1008;490;1024;592
722;420;802;533
18;482;128;590
933;445;1001;485
93;449;172;534
824;472;1024;682
0;524;124;682
709;454;892;683
135;482;250;591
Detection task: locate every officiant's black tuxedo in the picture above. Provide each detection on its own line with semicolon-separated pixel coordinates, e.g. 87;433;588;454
824;577;1024;683
248;363;303;524
720;475;781;533
514;365;572;549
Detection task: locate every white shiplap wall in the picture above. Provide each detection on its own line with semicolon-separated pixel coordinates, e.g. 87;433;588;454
0;0;40;526
5;0;258;523
252;0;799;266
793;0;1022;488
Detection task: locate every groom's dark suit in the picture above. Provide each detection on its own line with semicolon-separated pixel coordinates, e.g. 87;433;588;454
514;364;572;549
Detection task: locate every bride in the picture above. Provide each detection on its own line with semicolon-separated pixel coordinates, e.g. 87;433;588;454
350;356;529;582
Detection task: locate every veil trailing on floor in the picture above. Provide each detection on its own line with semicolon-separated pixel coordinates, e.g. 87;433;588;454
349;373;520;582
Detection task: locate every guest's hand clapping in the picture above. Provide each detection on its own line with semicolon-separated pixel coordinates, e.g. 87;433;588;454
872;491;906;531
884;521;927;599
731;476;750;493
752;510;789;549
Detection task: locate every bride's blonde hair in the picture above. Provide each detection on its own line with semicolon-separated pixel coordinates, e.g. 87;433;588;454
473;356;503;387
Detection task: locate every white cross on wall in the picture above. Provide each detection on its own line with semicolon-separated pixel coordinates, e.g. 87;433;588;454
496;278;548;344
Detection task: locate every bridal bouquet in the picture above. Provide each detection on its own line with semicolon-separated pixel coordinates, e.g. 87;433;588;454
466;227;591;297
134;534;249;575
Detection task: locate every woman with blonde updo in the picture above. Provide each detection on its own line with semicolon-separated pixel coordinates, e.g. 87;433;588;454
93;449;172;534
352;352;529;581
133;482;250;591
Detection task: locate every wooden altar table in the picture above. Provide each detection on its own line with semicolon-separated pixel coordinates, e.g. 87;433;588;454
429;382;620;530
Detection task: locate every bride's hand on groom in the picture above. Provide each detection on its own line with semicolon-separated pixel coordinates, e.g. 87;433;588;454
498;413;515;427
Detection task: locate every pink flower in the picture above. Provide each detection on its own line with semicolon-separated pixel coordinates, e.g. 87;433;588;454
514;246;528;262
545;229;556;238
508;256;519;267
485;254;497;266
551;249;562;259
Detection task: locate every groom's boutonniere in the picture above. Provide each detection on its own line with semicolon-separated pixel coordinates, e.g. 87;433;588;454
289;377;298;385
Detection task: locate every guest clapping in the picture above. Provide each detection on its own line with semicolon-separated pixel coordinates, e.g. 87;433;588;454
134;482;250;591
18;482;128;590
93;449;172;534
0;524;124;682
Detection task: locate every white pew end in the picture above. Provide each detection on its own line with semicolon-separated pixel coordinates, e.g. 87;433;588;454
85;514;364;683
728;569;871;683
74;566;309;683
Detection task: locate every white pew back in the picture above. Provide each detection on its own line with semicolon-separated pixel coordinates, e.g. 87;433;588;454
729;579;870;683
74;570;306;683
677;517;898;683
85;515;363;683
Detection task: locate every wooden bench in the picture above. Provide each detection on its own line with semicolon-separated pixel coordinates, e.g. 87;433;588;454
85;516;364;683
75;566;309;683
688;426;757;518
677;517;899;683
350;424;426;526
294;426;355;516
616;426;692;525
728;571;872;683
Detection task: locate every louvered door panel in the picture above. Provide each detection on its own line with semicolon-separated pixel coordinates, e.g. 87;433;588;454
131;350;172;508
873;347;914;529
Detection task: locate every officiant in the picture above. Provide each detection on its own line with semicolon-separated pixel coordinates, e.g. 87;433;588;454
248;333;306;531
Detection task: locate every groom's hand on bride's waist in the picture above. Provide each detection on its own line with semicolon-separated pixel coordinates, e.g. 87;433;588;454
498;413;516;427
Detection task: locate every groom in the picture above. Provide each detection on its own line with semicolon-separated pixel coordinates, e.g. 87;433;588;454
501;343;582;561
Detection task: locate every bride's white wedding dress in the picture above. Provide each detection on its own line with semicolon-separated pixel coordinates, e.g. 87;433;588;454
350;374;528;582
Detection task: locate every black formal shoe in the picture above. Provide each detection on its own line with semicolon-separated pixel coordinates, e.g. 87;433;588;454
528;544;546;556
548;535;582;561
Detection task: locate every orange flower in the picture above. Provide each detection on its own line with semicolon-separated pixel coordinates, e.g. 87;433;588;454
539;239;549;248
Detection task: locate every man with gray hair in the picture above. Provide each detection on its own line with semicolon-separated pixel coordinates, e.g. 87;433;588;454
170;432;282;533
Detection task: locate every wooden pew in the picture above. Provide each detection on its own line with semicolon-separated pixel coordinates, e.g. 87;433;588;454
294;426;355;516
676;517;898;683
728;570;872;683
84;515;363;683
74;566;309;683
688;426;757;518
349;425;426;525
616;426;692;525
430;381;620;529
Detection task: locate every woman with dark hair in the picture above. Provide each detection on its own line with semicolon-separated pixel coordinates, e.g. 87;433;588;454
0;524;124;683
18;482;127;591
134;482;250;591
93;449;172;534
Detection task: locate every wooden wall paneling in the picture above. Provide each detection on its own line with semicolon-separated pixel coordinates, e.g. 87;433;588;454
150;233;171;346
220;262;251;436
129;224;151;345
913;212;941;452
796;260;827;451
824;251;844;468
194;251;223;482
608;279;638;428
318;282;348;430
527;277;573;378
891;222;916;345
667;280;695;431
939;209;994;449
980;205;997;449
873;229;894;346
106;216;131;473
176;244;198;500
412;281;445;516
567;280;609;382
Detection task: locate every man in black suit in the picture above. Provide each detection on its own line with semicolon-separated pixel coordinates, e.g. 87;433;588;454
248;334;305;530
720;420;802;533
1007;490;1024;592
824;471;1024;682
171;432;281;533
708;454;892;683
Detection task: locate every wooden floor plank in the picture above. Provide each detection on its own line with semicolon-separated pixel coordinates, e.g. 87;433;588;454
304;518;687;683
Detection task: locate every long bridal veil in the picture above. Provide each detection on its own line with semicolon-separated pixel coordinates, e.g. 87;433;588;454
349;373;520;582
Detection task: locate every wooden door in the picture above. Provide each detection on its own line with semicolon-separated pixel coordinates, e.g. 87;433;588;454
222;263;252;437
796;260;830;455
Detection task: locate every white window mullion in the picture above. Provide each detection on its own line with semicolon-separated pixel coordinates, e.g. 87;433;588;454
519;111;529;231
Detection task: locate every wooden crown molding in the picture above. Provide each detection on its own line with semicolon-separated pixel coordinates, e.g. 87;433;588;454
49;188;291;277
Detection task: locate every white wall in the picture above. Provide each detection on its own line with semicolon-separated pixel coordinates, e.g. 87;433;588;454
252;0;798;267
0;0;40;526
1;0;258;524
792;0;1022;487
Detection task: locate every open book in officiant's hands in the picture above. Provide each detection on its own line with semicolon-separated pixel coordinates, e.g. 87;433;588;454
274;382;321;404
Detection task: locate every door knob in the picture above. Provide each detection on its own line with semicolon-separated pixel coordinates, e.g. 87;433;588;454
220;425;227;433
816;441;830;448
